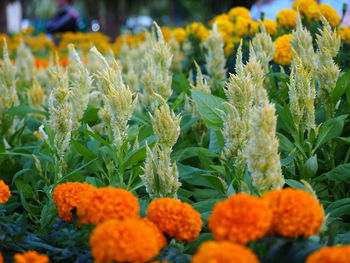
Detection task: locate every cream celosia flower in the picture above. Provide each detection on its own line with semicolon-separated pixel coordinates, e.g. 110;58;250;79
291;13;316;73
247;102;284;194
16;40;35;86
0;39;18;119
48;63;73;178
315;17;341;119
140;144;181;199
221;42;255;172
289;51;316;132
68;45;92;130
204;23;227;86
191;61;211;94
150;94;181;154
316;16;340;58
252;24;274;74
27;78;45;109
91;47;137;148
142;22;173;102
169;36;182;72
244;43;268;102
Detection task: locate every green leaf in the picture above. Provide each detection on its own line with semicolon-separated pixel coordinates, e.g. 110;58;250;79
265;72;289;82
122;136;156;168
302;155;318;178
85;176;104;187
326;198;350;214
314;115;348;151
209;130;225;154
72;140;96;159
276;104;296;136
334;69;350;103
172;147;218;162
285;179;307;190
191;90;226;130
325;163;350;183
192;198;223;213
15;179;33;199
277;132;294;152
4;105;47;117
82;128;113;150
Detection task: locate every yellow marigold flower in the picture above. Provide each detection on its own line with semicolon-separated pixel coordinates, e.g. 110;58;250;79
305;4;320;20
90;218;163;263
225;42;234;56
216;19;234;39
306;245;350;263
172;28;186;44
233;17;259;36
208;193;272;244
53;182;94;223
77;186;139;225
147;198;202;242
161;27;172;43
14;251;49;263
228;6;251;20
292;0;318;15
210;13;230;26
273;34;293;65
224;36;241;56
185;22;210;42
263;188;324;238
263;19;277;35
191;241;260;263
0;180;11;204
276;9;297;27
338;27;350;41
319;4;341;27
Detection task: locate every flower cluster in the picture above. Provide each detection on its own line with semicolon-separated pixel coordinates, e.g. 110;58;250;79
147;198;203;242
77;186;140;225
191;241;260;263
52;182;94;222
208;193;271;244
0;180;11;204
263;188;324;237
14;251;49;263
273;34;293;65
306;245;350;263
90;218;165;263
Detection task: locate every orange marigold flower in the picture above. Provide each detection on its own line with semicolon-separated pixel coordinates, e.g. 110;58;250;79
276;9;297;28
273;34;293;66
147;198;202;242
191;241;260;263
53;182;94;222
77;186;139;225
318;4;341;27
90;218;163;263
306;245;350;263
0;252;3;263
0;180;11;204
228;6;251;20
141;218;167;249
14;251;49;263
208;193;272;244
263;188;324;238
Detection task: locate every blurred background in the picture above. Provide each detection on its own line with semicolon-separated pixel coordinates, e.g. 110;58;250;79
0;0;256;38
